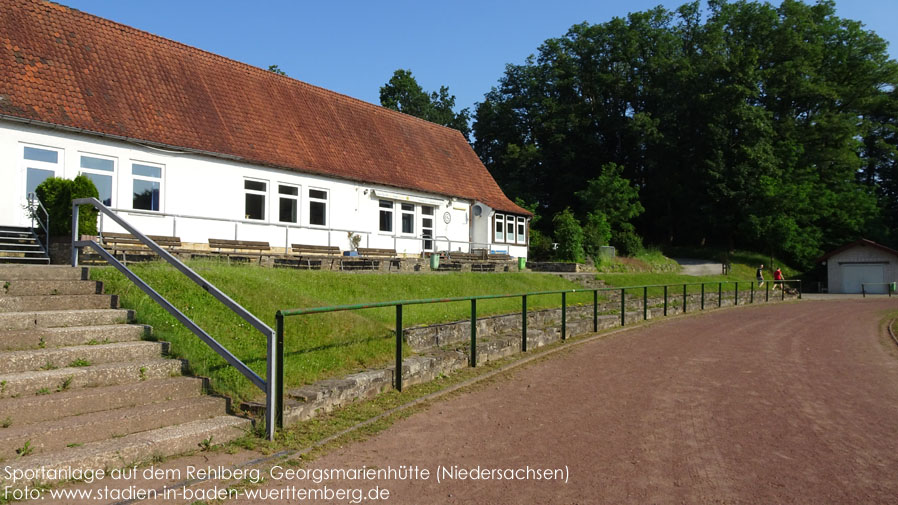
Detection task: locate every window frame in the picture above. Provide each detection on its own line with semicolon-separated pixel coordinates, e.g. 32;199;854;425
21;144;62;200
308;187;328;227
378;199;394;233
79;152;117;207
130;160;164;212
400;202;415;235
277;183;300;224
494;213;505;243
243;177;268;221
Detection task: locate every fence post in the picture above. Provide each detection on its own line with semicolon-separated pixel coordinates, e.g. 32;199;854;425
751;282;755;304
701;283;705;310
522;295;528;352
766;282;770;301
274;314;284;430
561;292;567;340
470;299;477;367
799;280;803;299
782;280;785;301
862;284;866;298
664;284;667;316
682;284;687;313
735;281;739;306
593;290;598;332
620;288;626;326
395;304;403;391
718;282;722;308
643;286;648;320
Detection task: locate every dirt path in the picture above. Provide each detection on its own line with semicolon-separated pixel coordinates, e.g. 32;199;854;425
232;299;898;504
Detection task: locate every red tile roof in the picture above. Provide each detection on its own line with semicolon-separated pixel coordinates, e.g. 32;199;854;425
0;0;528;216
816;238;898;263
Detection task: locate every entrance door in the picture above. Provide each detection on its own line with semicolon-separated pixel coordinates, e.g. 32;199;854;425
841;264;885;294
421;206;434;252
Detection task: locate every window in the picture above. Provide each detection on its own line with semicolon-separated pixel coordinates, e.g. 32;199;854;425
278;184;298;223
132;162;162;211
23;146;61;197
80;154;115;206
506;218;515;244
309;188;327;226
517;217;526;244
379;200;393;232
244;179;266;220
421;206;434;251
400;203;414;234
494;214;505;242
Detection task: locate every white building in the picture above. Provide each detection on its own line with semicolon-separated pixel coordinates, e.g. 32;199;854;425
817;239;898;294
0;0;530;258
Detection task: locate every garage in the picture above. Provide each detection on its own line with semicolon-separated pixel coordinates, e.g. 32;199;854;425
817;239;898;294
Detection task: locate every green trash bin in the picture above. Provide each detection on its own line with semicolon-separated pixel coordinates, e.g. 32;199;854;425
518;257;526;271
430;253;440;270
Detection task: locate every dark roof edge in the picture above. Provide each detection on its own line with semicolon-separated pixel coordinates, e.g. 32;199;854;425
816;238;898;263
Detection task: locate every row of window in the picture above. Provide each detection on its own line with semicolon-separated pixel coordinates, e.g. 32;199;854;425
23;145;162;211
243;179;328;226
495;214;527;245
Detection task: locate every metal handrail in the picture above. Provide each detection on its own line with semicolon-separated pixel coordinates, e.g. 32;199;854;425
26;192;50;252
861;282;895;298
276;279;802;428
71;198;280;440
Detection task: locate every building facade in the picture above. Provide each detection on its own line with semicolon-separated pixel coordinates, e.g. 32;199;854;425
818;239;898;294
0;0;529;258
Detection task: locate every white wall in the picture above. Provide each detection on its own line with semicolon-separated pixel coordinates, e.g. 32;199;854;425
1;121;502;256
826;245;897;293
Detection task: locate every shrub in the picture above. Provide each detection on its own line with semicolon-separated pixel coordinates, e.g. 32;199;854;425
35;175;99;236
611;224;644;257
583;211;611;261
552;208;584;263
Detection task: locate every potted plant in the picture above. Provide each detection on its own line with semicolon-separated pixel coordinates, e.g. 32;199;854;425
344;232;361;256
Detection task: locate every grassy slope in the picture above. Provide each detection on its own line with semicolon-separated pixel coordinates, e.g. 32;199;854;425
92;262;596;401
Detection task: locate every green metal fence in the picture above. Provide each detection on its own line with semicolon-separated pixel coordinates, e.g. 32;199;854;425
273;279;801;430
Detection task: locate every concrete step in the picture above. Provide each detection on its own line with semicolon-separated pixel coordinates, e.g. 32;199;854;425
0;265;87;281
0;396;229;458
1;279;102;296
0;324;148;351
4;416;251;483
0;242;43;251
0;377;205;426
0;341;167;374
0;358;184;397
0;256;50;264
0;294;117;312
0;308;132;330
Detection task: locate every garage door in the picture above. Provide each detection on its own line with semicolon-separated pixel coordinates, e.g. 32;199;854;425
841;264;885;294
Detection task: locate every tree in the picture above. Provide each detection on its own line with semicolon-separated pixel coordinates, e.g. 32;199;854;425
551;208;584;263
267;64;286;76
380;69;471;140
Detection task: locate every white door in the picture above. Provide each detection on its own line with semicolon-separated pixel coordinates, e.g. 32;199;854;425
841;264;885;294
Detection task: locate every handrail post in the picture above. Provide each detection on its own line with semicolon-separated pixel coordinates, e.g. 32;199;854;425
265;327;278;441
682;284;687;313
751;282;754;303
561;292;567;340
620;288;626;326
799;280;802;299
734;281;739;306
718;282;722;308
782;280;785;301
664;284;667;316
766;281;770;301
593;290;598;332
470;299;477;366
395;304;403;391
643;286;648;320
701;283;705;310
522;295;528;352
862;284;866;298
274;314;284;431
71;203;80;267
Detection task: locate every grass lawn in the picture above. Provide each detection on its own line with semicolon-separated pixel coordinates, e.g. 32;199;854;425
92;262;598;402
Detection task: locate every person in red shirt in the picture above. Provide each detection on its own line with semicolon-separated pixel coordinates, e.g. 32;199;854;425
772;267;784;291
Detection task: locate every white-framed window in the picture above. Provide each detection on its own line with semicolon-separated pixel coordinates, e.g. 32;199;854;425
379;200;393;232
132;161;163;211
506;216;515;244
400;203;415;234
421;206;434;251
278;183;299;224
494;214;505;242
79;153;116;207
22;145;61;198
517;217;526;244
308;188;328;226
244;178;267;220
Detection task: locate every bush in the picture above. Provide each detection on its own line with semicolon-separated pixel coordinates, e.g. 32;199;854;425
611;224;644;257
35;175;99;236
583;211;611;261
552;208;584;263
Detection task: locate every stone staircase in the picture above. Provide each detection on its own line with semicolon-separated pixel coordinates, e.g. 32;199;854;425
0;226;49;264
0;265;251;481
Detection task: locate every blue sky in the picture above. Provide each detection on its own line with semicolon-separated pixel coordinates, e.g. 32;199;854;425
60;0;898;114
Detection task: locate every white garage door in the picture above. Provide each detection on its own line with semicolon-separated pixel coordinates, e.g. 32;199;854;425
841;264;885;294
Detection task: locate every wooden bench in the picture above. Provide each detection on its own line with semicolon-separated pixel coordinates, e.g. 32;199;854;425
344;248;400;271
357;248;397;258
280;244;343;270
97;232;182;263
206;238;270;263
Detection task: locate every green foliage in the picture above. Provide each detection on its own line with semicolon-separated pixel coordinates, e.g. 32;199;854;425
35;175;99;236
551;208;584;262
612;224;644;257
473;0;898;268
380;69;471;140
267;64;286;76
583;211;611;261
